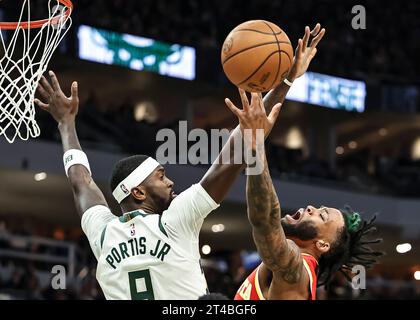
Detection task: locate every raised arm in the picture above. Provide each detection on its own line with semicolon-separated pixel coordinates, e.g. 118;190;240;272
246;148;303;283
264;23;325;107
246;23;326;284
222;86;303;283
35;71;108;218
200;23;325;204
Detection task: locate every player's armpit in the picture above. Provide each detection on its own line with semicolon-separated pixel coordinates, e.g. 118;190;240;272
199;126;245;204
272;240;304;284
81;205;116;260
252;229;304;284
161;183;219;241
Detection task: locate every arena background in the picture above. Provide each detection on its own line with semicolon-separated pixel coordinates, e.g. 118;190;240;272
0;0;419;300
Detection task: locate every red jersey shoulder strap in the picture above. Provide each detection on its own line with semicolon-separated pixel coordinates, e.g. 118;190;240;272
302;253;318;300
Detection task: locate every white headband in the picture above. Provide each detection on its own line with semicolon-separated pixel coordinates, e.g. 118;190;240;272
112;157;160;204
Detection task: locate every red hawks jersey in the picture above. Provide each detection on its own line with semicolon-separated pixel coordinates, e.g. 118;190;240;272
234;253;318;300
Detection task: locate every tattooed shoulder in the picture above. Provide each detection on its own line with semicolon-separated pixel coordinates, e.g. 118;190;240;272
277;240;304;284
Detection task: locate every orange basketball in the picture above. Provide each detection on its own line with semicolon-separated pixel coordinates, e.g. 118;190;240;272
221;20;294;92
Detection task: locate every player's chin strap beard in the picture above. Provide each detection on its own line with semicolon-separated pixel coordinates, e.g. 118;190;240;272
112;157;160;204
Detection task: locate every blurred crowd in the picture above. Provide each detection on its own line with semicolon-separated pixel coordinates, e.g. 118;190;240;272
75;0;420;83
8;0;419;83
0;217;103;300
1;216;420;300
35;96;420;199
267;144;420;197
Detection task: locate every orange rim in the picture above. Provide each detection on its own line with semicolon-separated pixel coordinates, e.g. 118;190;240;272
0;0;73;30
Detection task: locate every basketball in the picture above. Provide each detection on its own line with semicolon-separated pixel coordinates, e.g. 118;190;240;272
221;20;294;92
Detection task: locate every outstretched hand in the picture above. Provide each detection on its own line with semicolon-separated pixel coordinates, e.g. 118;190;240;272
225;88;281;150
34;71;79;125
288;23;326;81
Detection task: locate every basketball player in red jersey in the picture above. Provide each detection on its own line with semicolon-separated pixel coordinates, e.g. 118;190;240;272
226;26;383;300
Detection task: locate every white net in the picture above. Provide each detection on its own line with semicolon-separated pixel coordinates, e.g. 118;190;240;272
0;0;72;143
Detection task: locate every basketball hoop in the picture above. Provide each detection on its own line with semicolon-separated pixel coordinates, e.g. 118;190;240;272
0;0;73;143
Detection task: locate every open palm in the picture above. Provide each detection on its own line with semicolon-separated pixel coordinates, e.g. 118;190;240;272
225;89;282;150
35;71;79;125
288;23;326;81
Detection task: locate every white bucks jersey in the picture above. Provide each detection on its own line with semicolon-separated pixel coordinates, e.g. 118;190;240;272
81;184;219;300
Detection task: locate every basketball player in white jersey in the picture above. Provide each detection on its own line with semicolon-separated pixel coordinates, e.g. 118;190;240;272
34;23;325;300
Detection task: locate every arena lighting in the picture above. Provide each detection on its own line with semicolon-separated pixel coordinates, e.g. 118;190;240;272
78;267;89;280
202;245;211;255
211;224;225;233
414;271;420;281
34;172;47;181
285;126;305;150
348;141;358;149
411;137;420;161
336;146;344;155
396;243;412;254
134;101;158;123
379;128;388;136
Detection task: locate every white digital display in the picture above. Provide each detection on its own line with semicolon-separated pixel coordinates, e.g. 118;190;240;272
286;72;366;112
78;25;196;80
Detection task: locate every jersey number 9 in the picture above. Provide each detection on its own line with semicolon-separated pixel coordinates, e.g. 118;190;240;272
128;269;155;300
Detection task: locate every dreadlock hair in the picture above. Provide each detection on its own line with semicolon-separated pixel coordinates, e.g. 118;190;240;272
110;155;150;194
317;205;384;288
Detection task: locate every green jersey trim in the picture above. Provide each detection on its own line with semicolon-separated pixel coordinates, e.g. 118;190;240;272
100;225;107;249
119;210;150;223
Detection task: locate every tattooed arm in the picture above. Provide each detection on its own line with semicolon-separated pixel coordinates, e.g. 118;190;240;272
225;87;304;284
244;23;326;285
246;151;304;284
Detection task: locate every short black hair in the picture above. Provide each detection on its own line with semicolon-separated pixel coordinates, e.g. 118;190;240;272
317;206;384;288
110;155;150;192
198;293;230;300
